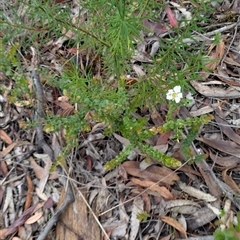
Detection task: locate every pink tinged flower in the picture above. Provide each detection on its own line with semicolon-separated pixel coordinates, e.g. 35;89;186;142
166;86;183;103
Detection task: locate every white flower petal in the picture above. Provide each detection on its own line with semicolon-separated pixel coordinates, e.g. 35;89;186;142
167;90;174;95
166;90;174;100
173;85;181;93
175;97;181;103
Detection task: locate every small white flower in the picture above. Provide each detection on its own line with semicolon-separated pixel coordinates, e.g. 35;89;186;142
186;92;195;107
166;85;183;103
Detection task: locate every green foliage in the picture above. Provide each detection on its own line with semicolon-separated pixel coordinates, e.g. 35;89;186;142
214;212;240;240
150;114;213;162
0;0;216;169
137;211;150;222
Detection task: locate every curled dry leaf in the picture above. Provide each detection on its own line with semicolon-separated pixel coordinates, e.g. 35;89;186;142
121;161;179;185
205;40;225;70
190;80;240;99
196;160;222;198
0;160;8;177
25;211;43;225
198;137;240;158
166;199;201;209
178;181;217;202
209;151;240;167
215;114;240;145
222;166;240;194
24;174;33;211
0;129;12;144
131;178;173;200
161;216;187;238
29;157;45;180
143;19;169;36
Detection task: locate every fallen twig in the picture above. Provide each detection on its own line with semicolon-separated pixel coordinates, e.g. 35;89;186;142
30;47;54;160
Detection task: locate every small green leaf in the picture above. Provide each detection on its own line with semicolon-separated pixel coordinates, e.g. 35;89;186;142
136;211;150;222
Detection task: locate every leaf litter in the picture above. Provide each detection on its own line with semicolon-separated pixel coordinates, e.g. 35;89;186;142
1;0;240;239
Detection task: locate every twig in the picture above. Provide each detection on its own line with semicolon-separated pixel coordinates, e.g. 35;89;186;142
183;23;237;44
30;47;54;160
221;16;240;67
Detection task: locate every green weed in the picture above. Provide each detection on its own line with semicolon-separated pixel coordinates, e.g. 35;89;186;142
0;0;216;169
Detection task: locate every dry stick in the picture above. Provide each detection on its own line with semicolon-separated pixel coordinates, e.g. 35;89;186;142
30;47;76;240
30;47;54;160
220;16;240;67
183;22;237;44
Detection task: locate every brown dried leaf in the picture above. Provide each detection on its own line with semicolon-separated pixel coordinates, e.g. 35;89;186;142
224;56;240;67
178;164;202;177
205;40;225;70
161;216;187;238
0;142;17;159
196;160;222;197
24;174;33;211
190;80;240;99
0;228;8;240
151;109;164;126
0;161;8;177
44;197;54;209
131;178;173;200
198;137;240;158
29;157;45;180
121;161;179;185
5;203;38;236
0;187;3;205
141;192;151;213
222;166;240;194
0;129;12;144
215;114;240;145
25;211;43;225
156;132;170;145
143;19;169;35
209;151;240;167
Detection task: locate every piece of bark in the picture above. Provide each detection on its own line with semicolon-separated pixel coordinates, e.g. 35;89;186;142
56;188;101;240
